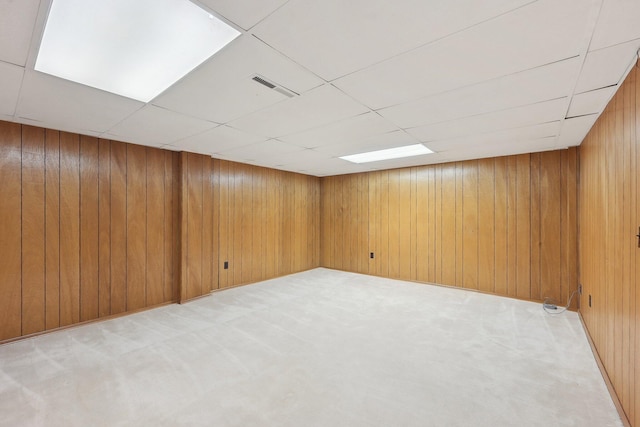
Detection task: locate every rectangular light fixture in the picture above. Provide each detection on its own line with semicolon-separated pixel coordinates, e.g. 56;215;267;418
340;144;434;163
35;0;240;102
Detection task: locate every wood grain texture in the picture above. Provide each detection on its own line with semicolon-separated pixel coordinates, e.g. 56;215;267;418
579;62;639;426
21;126;46;335
98;139;111;317
126;144;147;310
320;151;578;307
80;136;99;322
45;130;60;330
59;132;80;327
0;121;22;340
110;141;127;315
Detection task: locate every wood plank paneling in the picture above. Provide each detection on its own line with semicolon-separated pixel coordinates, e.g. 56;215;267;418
80;136;99;322
320;151;578;309
45;130;60;330
110;142;127;315
98;140;111;317
0;122;23;340
21;126;46;335
59;132;80;327
126;144;147;310
1;120;321;342
579;61;640;426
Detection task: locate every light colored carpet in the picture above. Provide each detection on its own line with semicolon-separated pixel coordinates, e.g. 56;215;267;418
0;268;621;426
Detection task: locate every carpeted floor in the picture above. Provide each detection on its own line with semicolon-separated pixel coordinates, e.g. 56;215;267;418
0;268;622;426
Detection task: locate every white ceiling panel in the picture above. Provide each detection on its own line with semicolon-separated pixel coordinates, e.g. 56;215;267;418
427;121;560;153
575;40;640;93
153;35;323;123
434;136;559;164
253;0;532;81
590;0;640;51
0;61;25;116
228;84;369;138
557;114;599;148
313;130;420;157
169;124;265;155
567;86;618;117
104;105;218;147
280;112;399;149
378;57;580;129
216;139;302;163
197;0;288;30
0;0;40;66
334;0;591;109
16;70;144;135
407;98;568;143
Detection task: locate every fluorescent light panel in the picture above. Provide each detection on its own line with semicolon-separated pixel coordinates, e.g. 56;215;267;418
35;0;240;102
340;144;434;163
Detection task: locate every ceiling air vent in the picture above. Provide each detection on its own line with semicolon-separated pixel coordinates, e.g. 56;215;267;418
251;74;298;98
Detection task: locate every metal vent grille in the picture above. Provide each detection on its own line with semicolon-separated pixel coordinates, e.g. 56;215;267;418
252;75;276;89
251;74;298;98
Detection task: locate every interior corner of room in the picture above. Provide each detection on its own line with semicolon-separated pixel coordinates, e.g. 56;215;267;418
1;0;640;425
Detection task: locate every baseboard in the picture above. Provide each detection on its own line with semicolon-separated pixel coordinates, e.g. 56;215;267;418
578;311;631;427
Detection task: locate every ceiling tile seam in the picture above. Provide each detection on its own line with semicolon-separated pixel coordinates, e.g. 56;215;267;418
244;0;293;32
587;36;640;53
565;112;599;120
324;0;539;83
556;0;605;147
0;58;26;68
188;0;249;32
417;119;563;144
400;96;569;130
374;55;581;112
249;34;329;86
97;103;149;139
275;110;375;143
573;83;617;96
9;66;27;120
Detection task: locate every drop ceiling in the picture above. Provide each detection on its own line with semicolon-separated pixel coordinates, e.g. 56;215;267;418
1;0;639;176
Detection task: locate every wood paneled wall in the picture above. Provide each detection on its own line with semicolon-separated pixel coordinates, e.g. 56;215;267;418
0;121;320;342
0;121;179;341
579;62;639;425
321;150;578;305
215;160;320;291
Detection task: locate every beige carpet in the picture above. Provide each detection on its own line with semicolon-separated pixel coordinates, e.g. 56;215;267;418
0;268;621;426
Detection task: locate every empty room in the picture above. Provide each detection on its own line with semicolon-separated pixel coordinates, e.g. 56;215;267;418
1;0;639;425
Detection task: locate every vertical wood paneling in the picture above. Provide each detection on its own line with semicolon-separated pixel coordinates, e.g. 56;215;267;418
0;121;22;340
21;126;46;335
110;142;127;314
462;161;478;290
59;132;80;327
320;151;577;311
98;140;111;317
45;130;60;330
579;62;639;426
126;144;147;310
515;154;531;299
478;158;495;294
146;148;165;305
80;136;99;322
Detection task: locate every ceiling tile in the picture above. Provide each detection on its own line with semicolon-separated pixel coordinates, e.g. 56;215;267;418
334;0;592;109
0;62;25;116
153;35;323;123
169;125;265;155
104;105;218;147
435;136;559;163
427;121;560;153
378;57;580;129
590;0;640;50
279;112;399;149
253;0;532;81
313;130;420;157
575;40;640;93
0;0;40;66
567;86;618;117
227;84;369;138
557;114;599;147
16;70;144;135
197;0;288;30
407;98;568;142
216;139;302;163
